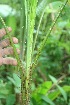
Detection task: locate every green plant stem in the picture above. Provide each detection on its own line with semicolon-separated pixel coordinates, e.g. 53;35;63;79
26;0;38;104
32;0;68;71
20;0;26;60
0;16;25;105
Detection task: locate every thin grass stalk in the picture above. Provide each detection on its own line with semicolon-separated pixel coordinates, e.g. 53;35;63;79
26;0;37;104
33;6;47;52
0;16;25;105
32;0;68;71
21;1;28;104
20;0;26;60
20;1;28;103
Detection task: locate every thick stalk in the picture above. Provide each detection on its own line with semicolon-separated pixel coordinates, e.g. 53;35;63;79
26;0;37;104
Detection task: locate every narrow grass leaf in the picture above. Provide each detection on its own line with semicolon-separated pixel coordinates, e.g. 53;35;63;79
49;75;67;101
42;95;55;105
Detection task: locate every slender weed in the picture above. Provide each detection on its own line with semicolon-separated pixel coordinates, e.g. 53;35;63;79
0;0;68;105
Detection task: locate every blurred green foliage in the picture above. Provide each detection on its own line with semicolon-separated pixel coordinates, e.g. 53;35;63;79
0;0;70;105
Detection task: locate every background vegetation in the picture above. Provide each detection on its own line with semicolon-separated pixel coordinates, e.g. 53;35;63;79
0;0;70;105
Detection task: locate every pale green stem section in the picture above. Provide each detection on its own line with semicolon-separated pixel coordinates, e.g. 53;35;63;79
32;0;68;71
26;0;38;104
20;0;26;60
